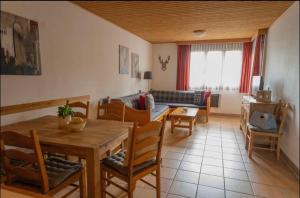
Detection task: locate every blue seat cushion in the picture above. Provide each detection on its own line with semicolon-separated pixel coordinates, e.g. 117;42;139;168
151;104;169;120
102;151;155;175
156;102;207;110
247;123;278;133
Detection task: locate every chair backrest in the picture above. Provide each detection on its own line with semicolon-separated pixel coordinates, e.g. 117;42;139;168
66;100;89;119
1;130;49;193
125;116;166;175
97;101;125;122
274;100;289;135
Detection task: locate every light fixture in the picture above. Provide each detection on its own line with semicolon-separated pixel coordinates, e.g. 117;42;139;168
193;30;206;38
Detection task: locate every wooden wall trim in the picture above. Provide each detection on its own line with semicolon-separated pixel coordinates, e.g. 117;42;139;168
176;38;252;45
1;95;90;116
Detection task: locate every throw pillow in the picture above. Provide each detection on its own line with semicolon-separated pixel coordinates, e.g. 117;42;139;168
139;95;146;110
145;94;155;110
194;91;204;105
203;91;211;106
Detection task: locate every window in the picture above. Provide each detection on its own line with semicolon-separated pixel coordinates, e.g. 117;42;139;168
189;43;242;91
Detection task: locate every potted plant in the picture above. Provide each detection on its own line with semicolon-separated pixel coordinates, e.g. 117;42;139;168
57;105;74;128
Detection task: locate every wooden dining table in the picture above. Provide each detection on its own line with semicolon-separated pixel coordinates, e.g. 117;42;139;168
1;115;132;198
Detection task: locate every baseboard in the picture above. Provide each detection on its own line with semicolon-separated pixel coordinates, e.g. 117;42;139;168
280;149;299;180
210;112;240;117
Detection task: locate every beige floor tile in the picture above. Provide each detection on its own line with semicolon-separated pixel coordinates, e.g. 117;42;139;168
225;190;255;198
166;194;186;198
175;169;200;184
134;187;167;198
203;151;223;159
183;154;203;164
202;157;223;167
142;175;173;193
225;178;253;195
224;168;249;181
169;180;197;198
186;143;205;149
201;164;224;177
162;159;181;169
222;153;243;162
185;148;204;156
164;151;184;160
247;172;276;186
199;174;224;189
196;185;225;198
223;160;246;170
160;167;177;179
179;161;201;172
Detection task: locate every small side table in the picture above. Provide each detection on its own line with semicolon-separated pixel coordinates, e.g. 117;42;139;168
169;107;199;136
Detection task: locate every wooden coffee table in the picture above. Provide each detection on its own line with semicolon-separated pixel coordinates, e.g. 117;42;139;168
169;107;199;136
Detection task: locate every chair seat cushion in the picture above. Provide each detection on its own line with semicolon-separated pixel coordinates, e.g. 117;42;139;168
151;104;169;120
102;151;155;175
15;157;82;189
45;157;82;189
247;123;278;133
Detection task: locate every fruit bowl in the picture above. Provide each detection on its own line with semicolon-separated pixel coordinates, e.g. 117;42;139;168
68;117;87;131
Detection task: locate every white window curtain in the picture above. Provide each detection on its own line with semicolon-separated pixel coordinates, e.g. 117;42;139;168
189;42;243;91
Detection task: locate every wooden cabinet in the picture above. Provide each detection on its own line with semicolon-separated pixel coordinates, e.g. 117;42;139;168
240;96;277;136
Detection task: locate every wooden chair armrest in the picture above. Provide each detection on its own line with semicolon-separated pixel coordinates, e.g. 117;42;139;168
124;106;151;126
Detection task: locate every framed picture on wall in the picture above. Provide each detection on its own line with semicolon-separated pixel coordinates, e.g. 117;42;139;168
131;52;139;78
119;45;129;74
0;11;41;75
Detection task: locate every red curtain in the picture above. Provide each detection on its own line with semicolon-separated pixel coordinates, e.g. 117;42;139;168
252;35;261;76
176;45;191;90
239;42;253;93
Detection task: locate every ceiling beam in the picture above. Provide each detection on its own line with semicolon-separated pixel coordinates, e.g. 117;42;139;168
176;38;252;45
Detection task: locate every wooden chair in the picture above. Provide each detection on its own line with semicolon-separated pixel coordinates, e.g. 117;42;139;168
66;100;90;119
100;116;166;198
198;95;211;123
97;101;125;122
245;101;289;160
0;130;86;197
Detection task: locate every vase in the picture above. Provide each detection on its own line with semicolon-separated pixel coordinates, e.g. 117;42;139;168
58;115;72;129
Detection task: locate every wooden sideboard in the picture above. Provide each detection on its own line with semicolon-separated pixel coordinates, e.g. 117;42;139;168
240;95;277;136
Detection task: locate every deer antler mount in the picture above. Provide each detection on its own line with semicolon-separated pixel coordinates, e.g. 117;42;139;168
158;56;170;71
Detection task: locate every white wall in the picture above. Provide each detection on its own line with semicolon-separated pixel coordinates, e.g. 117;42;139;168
264;2;299;168
1;1;152;125
152;43;244;115
152;43;177;90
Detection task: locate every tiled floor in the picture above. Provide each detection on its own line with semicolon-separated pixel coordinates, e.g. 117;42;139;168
59;115;299;198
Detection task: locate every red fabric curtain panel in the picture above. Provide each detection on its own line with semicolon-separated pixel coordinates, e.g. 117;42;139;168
252;35;261;76
176;45;191;90
239;42;253;93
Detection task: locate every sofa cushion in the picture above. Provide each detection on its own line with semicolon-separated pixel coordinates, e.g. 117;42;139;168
150;90;194;104
118;94;140;109
146;94;155;110
156;102;206;110
194;91;204;105
151;104;169;120
203;91;211;106
139;95;146;110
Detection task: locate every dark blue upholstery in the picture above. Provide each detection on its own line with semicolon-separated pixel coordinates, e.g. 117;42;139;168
156;102;206;109
151;104;169;120
150;90;195;104
102;151;156;175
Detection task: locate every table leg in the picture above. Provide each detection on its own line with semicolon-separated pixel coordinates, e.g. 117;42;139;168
189;119;193;136
171;117;174;134
86;148;100;198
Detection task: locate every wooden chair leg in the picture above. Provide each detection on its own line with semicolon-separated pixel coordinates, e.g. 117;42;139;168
277;137;280;160
205;110;208;123
156;167;161;198
245;128;249;150
128;180;134;198
248;133;255;159
79;168;86;198
100;165;106;198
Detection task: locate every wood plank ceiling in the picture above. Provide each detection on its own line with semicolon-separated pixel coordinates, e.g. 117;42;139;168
73;1;294;43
